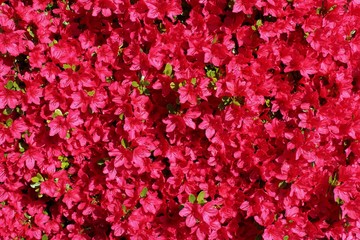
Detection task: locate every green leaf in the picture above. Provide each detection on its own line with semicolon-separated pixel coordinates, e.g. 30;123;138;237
27;26;35;38
2;107;12;115
265;98;271;107
37;173;44;181
212;34;218;44
12;81;21;91
140;187;148;198
119;113;124;120
63;63;72;69
87;90;95;97
52;109;63;118
163;63;173;76
48;39;58;47
4;81;13;89
191;78;197;85
197;191;206;204
19;142;26;153
256;19;263;27
122;205;128;214
24;212;32;219
283;236;289;240
30;182;41;188
335;197;344;205
328;5;337;12
121;138;128;149
97;159;105;166
61;161;69;169
278;181;287;189
170;82;176;89
42;234;48;240
31;176;40;183
5;118;13;127
189;194;196;203
329;173;338;186
131;81;139;87
232;99;241;106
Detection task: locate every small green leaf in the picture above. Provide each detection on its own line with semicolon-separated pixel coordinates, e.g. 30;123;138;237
140;187;148;198
251;25;257;31
189;194;196;203
256;19;263;27
163;63;173;76
27;26;35;38
31;176;40;183
19;142;26;153
278;181;287;189
336;197;344;205
52;109;63;118
12;81;21;91
132;81;139;87
61;161;69;169
265;99;271;107
30;182;41;188
63;63;72;69
5;118;13;127
119;113;124;120
328;5;337;12
42;234;48;240
197;191;206;204
170;82;176;89
122;205;128;214
36;173;44;181
121;138;128;149
2;107;12;115
191;78;197;85
329;173;338;186
97;159;105;166
212;34;218;44
143;80;150;86
232;99;241;106
316;7;322;15
24;212;32;219
4;81;14;89
283;235;289;240
87;90;95;97
48;39;58;47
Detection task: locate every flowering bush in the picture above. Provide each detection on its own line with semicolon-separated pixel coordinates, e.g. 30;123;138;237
1;0;360;239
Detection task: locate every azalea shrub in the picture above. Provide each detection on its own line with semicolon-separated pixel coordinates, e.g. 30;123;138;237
1;0;360;239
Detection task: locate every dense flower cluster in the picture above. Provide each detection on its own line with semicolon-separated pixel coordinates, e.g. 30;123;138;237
1;0;360;239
